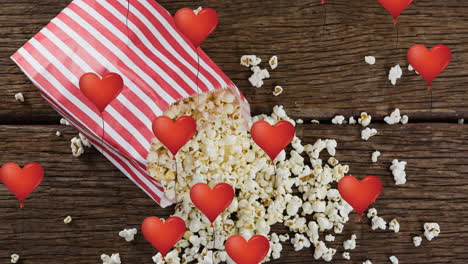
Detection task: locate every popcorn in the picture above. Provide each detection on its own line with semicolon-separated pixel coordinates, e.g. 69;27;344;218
332;115;345;125
343;234;357;250
249;66;270;88
389;219;400;233
60;117;71;126
79;133;91;148
10;254;20;264
64;215;72;224
147;90;353;263
389;65;402;85
390;159;407;185
240;55;261;67
119;228;138;242
358;112;372;127
273;85;283;96
291;233;311;251
371;216;387;230
71;137;85;157
364;56;376;65
458;118;464;124
269;56;278;70
193;6;202;15
296;119;304;124
367;208;377;218
342;251;351;260
56;131;61;137
363;261;372;264
14;92;24;103
384;108;408;125
408;64;419;74
389;255;399;264
424;222;441;241
349;116;356;125
371;151;381;163
101;253;121;264
413;236;422;247
325;234;335;242
361;128;377;141
311;120;320;124
401;115;409;124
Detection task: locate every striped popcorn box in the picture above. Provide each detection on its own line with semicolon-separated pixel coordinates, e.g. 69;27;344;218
11;0;250;207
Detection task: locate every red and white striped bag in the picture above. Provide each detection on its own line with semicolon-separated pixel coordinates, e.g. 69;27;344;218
12;0;250;207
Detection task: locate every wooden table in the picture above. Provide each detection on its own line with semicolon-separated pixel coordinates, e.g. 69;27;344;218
0;0;467;263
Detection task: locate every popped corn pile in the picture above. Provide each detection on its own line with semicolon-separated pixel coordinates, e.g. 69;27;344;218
147;89;353;263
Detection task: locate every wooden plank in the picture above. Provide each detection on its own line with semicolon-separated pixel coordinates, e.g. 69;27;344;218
1;0;467;124
0;124;466;263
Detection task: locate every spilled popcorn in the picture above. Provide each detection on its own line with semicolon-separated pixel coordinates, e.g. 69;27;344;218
10;254;20;264
249;66;270;88
413;236;422;247
358;112;372;127
384;108;409;125
273;85;283;96
371;151;381;163
71;133;92;157
101;253;121;264
147;90;353;263
269;56;278;70
361;127;378;141
389;255;399;264
60;117;71;126
389;65;402;85
240;55;262;67
64;215;72;224
343;234;357;250
119;228;138;242
332;115;345;125
389;219;400;233
364;56;376;65
390;159;407;185
423;222;440;241
14;92;24;103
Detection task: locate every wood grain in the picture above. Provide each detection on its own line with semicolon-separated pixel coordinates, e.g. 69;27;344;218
1;0;467;123
0;124;466;263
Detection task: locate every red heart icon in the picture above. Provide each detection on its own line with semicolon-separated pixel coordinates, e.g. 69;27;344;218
251;120;295;163
0;163;44;207
338;176;383;219
225;235;270;264
407;44;452;89
79;73;123;113
152;116;197;158
142;216;186;257
190;183;234;224
377;0;413;24
174;8;219;48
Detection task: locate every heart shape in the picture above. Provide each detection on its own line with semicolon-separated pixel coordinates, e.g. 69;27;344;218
377;0;413;23
174;8;219;47
79;72;123;113
152;116;197;158
338;176;383;219
250;120;295;163
190;183;234;224
141;216;186;257
0;163;44;207
407;44;452;89
225;235;270;264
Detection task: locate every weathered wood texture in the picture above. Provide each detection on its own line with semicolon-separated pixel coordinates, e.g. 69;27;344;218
1;0;468;263
0;124;467;263
0;0;467;123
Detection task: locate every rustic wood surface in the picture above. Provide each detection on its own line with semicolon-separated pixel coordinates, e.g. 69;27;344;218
0;0;467;263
